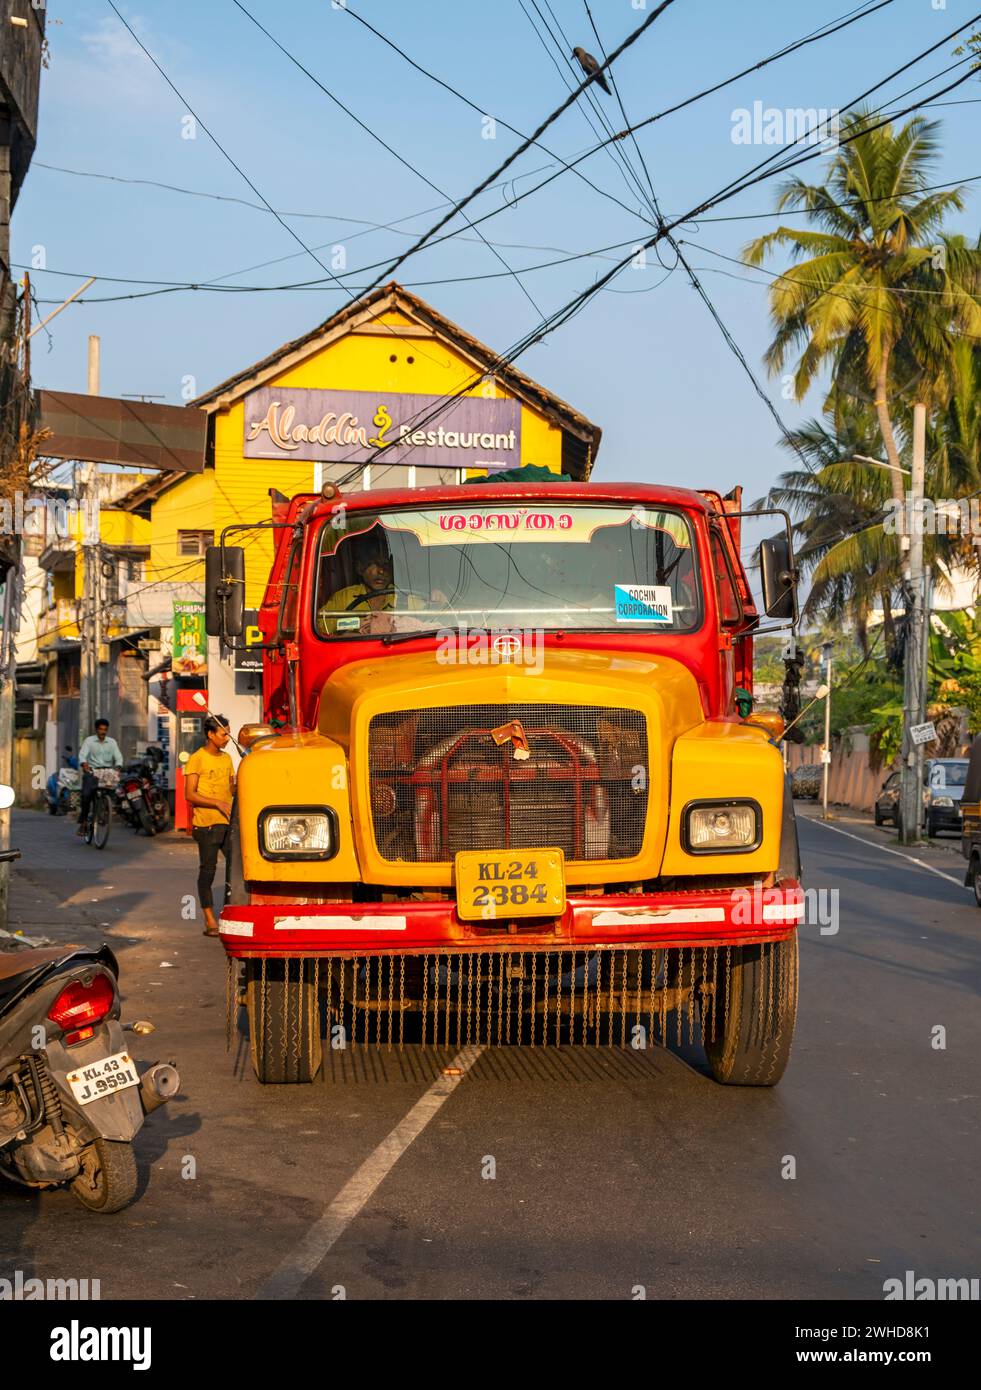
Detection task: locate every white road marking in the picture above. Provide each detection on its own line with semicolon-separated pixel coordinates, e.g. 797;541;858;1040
805;818;970;890
255;1044;484;1300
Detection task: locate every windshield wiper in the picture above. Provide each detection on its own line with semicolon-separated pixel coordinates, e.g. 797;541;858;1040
380;628;445;645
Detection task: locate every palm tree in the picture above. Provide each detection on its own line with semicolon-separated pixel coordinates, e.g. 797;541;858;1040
744;109;981;504
759;406;902;654
759;396;973;658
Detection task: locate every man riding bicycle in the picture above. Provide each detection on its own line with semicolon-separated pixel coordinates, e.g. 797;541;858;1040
77;718;123;836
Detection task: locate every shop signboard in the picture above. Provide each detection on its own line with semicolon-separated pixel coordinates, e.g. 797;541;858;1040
172;600;207;678
243;386;521;472
235;609;263;672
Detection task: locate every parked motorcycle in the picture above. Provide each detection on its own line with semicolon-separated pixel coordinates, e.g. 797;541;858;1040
114;745;170;836
45;751;80;817
0;938;179;1212
0;785;179;1213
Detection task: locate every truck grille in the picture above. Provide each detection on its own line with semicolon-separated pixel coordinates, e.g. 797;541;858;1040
367;704;648;864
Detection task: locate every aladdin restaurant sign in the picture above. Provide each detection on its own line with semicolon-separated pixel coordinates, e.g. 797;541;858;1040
243;387;521;471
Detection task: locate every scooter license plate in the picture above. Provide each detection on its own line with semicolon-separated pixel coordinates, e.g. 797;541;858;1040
455;848;566;921
127;790;142;801
66;1051;140;1106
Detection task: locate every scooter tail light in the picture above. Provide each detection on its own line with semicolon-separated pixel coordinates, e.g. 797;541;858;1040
64;1025;95;1047
47;972;115;1034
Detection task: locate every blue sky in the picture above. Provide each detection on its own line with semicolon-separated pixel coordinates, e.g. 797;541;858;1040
13;0;981;505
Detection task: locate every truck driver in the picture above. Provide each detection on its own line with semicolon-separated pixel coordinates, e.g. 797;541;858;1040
317;534;425;634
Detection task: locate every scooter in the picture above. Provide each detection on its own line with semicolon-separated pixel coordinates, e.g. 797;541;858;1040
46;754;80;816
114;746;170;836
0;933;180;1212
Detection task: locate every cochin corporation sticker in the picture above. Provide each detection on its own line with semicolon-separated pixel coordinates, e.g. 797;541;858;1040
614;584;674;623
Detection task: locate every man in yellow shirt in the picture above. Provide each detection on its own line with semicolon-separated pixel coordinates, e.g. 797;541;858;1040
317;540;425;635
184;714;236;937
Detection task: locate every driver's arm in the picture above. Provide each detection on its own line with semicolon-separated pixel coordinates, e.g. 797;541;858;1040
317;583;365;633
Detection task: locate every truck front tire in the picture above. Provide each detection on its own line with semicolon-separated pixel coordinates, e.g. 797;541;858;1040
246;958;322;1084
704;936;798;1086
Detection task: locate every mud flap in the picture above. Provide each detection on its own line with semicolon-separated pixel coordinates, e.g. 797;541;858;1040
224;798;249;907
777;772;801;884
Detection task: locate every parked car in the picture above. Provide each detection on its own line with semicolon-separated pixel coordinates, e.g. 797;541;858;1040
874;758;969;836
791;763;822;800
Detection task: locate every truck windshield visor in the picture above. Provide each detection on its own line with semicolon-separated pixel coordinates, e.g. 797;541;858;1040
313;503;701;637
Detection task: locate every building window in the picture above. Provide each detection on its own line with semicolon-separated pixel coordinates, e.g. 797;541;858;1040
177;529;214;558
127;557;144;582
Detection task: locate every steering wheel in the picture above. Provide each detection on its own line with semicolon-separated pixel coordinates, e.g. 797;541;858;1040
345;587;396;612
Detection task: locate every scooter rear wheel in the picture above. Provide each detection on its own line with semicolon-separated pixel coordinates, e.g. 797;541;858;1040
70;1137;138;1213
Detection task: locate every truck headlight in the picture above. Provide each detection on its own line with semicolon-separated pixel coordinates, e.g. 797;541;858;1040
259;807;336;860
684;800;761;853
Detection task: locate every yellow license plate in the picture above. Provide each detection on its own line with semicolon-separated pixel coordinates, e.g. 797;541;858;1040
455;848;566;922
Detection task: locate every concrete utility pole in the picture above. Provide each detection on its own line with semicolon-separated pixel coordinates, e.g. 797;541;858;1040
87;334;100;396
0;563;17;927
899;404;927;845
79;336;102;737
821;643;833;819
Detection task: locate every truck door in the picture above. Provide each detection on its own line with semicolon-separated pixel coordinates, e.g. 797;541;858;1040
710;525;743;714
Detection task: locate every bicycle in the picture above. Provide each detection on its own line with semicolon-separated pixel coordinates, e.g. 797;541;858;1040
82;769;119;850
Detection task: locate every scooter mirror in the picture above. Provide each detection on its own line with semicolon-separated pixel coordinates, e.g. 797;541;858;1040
0;785;14;809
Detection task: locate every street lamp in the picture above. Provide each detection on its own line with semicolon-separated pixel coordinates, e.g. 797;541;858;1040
847;454;910;474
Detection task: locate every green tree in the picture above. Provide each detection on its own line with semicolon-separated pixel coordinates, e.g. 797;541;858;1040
744;109;981;505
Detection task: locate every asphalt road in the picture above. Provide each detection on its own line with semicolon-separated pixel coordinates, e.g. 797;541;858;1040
1;805;978;1301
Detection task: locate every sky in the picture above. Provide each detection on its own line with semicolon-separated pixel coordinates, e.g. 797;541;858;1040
12;0;981;510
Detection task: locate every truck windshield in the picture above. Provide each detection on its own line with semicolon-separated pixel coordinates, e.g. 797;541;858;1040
314;502;701;637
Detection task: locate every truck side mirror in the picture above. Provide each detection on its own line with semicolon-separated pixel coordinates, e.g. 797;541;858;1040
205;545;245;638
760;533;797;622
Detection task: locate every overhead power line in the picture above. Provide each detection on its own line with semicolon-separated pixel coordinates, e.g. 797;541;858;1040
26;160;981;294
339;0;651;227
352;0;680;297
333;33;981;482
47;0;931;313
102;0;459;373
576;0;824;482
228;0;549;324
104;1;343;292
25;233;668;306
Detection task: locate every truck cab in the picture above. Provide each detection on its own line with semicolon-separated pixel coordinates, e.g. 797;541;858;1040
209;478;802;1086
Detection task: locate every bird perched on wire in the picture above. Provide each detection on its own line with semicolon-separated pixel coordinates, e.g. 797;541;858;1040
572;46;611;95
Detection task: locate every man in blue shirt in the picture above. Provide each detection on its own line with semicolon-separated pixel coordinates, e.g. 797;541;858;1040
77;719;123;836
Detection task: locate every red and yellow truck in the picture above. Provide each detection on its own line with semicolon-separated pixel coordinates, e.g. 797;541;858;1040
206;477;802;1086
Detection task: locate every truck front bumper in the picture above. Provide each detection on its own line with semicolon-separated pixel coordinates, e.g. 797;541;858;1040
218;882;803;957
